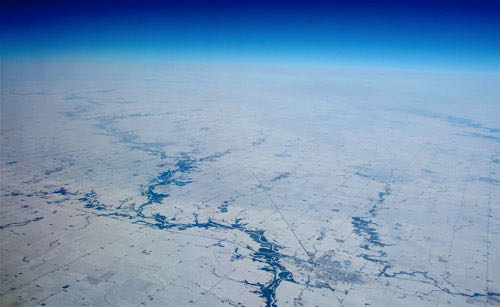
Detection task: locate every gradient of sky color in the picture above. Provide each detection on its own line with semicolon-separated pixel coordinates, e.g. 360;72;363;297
2;0;499;72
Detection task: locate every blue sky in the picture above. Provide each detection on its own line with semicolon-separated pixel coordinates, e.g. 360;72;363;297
2;0;499;72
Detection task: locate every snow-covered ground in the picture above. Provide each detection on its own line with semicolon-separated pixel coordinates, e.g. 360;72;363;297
1;61;499;306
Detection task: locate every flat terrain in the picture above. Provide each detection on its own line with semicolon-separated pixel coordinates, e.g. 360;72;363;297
1;62;499;306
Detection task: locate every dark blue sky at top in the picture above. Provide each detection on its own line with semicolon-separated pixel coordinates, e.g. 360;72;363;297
2;0;499;71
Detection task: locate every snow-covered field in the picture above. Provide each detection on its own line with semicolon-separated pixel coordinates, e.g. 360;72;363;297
1;61;499;306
